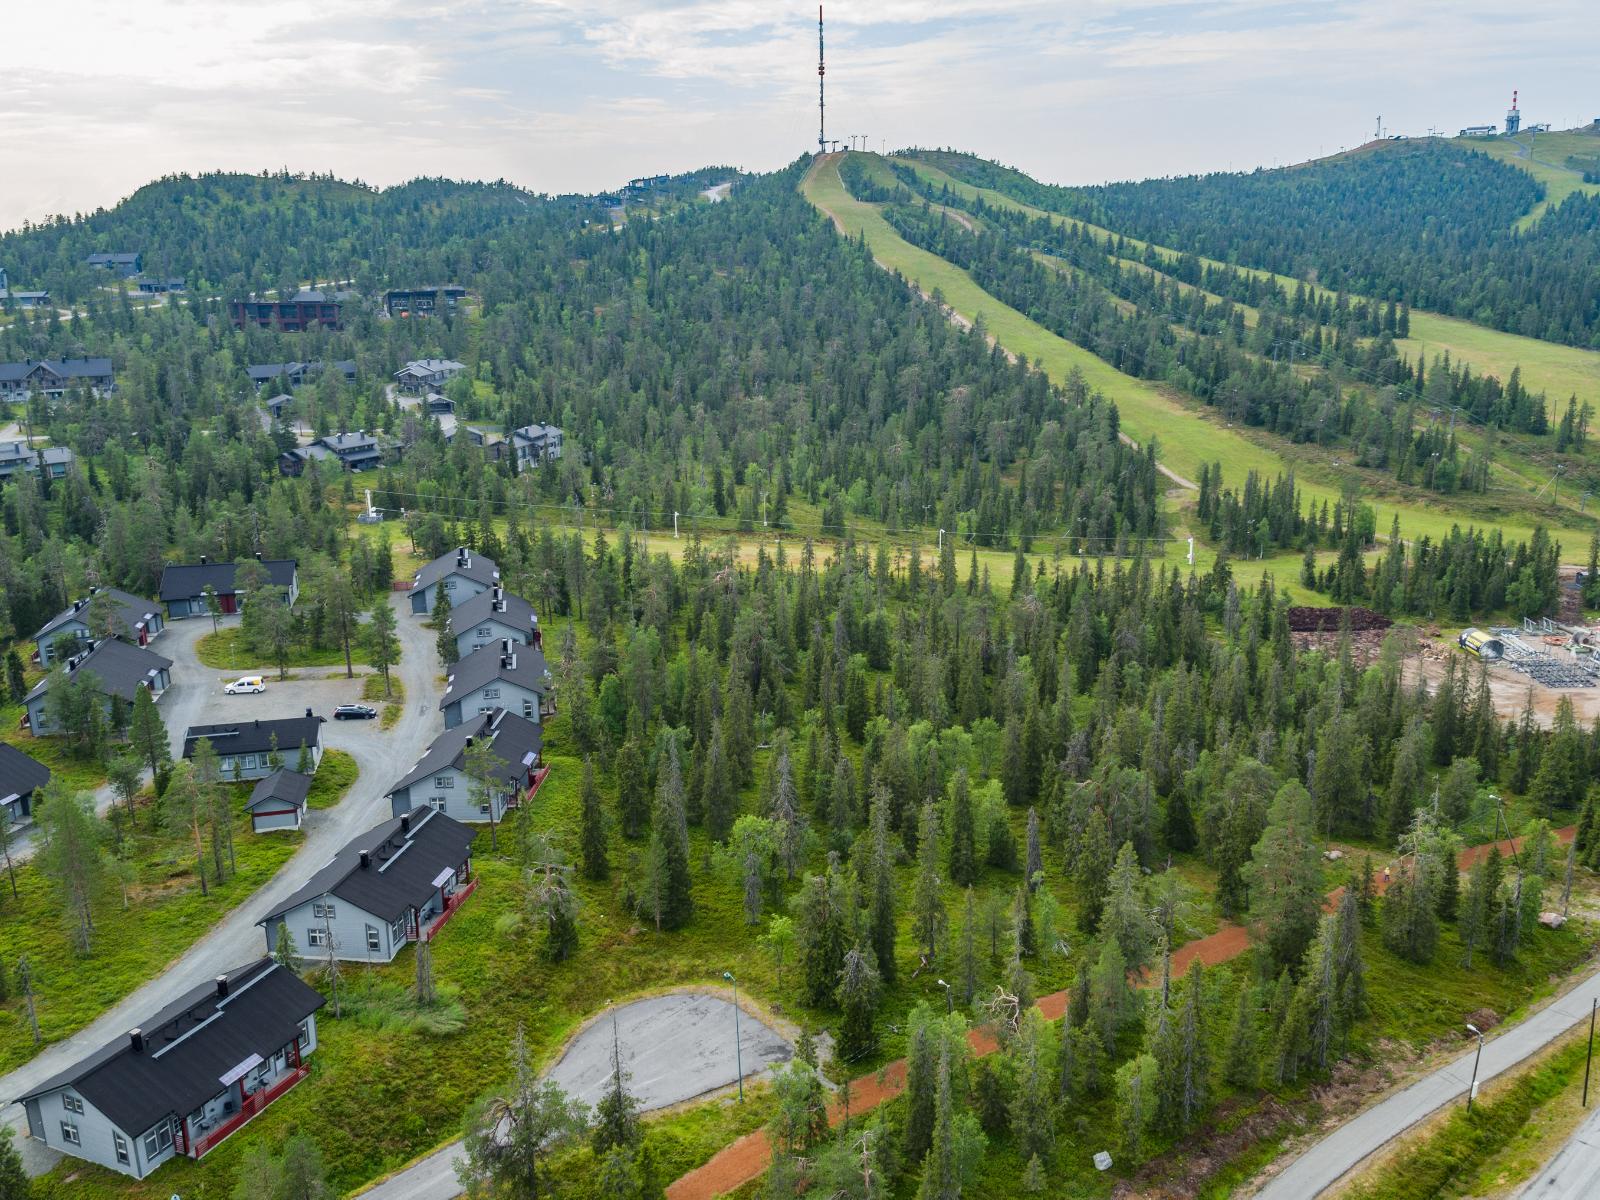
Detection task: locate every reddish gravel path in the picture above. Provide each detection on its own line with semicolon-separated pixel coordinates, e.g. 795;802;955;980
667;825;1575;1200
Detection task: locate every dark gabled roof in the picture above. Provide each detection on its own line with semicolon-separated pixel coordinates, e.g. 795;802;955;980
0;743;50;803
86;252;140;266
247;768;312;812
158;559;296;600
34;587;160;642
0;358;112;383
395;358;465;377
15;959;323;1136
183;715;324;761
260;808;476;924
319;431;377;452
442;640;551;707
386;708;542;796
24;639;172;704
410;546;499;594
512;423;561;445
446;588;538;638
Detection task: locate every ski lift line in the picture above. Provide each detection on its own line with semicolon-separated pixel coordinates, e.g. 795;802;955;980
368;489;1176;549
894;186;1596;514
903;171;1574;459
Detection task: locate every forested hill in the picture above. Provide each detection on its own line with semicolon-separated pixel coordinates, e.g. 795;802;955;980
919;142;1600;348
0;171;588;302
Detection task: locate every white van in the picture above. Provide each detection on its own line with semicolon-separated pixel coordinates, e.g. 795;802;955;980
224;676;266;695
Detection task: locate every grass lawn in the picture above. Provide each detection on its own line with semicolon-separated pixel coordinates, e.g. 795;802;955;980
805;155;1593;555
307;748;358;810
195;626;376;670
0;804;301;1074
362;672;406;729
1465;130;1600;230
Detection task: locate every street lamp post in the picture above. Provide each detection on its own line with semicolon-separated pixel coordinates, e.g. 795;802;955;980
937;978;953;1015
723;971;744;1101
1466;1023;1485;1111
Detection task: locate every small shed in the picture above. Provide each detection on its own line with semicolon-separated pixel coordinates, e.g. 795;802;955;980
246;768;311;832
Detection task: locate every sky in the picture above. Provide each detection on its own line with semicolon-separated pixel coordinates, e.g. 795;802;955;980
2;0;1596;231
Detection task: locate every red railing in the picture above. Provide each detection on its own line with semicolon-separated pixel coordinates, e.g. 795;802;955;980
423;878;478;942
189;1067;308;1159
509;765;550;809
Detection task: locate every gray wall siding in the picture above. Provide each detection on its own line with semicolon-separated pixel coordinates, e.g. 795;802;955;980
218;741;321;782
410;574;491;616
29;1087;143;1178
391;765;506;824
37;620;90;665
454;618;529;658
270;896;405;964
443;681;542;730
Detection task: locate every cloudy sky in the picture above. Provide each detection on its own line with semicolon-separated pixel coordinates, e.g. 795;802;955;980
3;0;1595;229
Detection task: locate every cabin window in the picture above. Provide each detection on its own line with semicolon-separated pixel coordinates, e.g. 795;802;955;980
523;700;535;719
476;626;491;636
312;901;336;919
306;927;328;947
481;687;500;700
143;1120;172;1159
391;917;407;944
297;1020;312;1052
60;1120;80;1146
435;776;453;789
113;1133;129;1164
62;1095;84;1114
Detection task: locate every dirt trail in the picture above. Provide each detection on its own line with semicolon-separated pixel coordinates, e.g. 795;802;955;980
666;824;1574;1200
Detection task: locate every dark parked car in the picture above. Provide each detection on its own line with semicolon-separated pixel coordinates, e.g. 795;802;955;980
333;703;378;720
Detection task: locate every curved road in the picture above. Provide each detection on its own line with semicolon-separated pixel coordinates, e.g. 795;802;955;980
2;594;440;1176
1255;964;1600;1198
355;992;791;1200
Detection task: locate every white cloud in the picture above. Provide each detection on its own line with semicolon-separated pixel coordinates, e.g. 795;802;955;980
0;0;1593;229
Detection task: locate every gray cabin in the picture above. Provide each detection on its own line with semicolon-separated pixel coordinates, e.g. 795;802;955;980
24;640;172;736
0;743;50;827
407;546;498;615
86;252;142;276
183;713;325;782
247;768;312;832
159;556;298;619
258;808;476;963
393;358;465;394
0;440;75;479
387;708;542;824
445;586;541;659
0;358;114;400
16;958;323;1178
441;638;553;729
33;587;163;666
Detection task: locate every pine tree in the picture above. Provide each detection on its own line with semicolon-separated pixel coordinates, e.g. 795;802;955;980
797;867;849;1007
128;683;170;791
578;759;609;881
1244;781;1323;974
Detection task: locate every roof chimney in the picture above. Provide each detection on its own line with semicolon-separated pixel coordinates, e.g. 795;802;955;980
255;551;263;561
199;554;208;565
360;850;371;869
305;707;313;719
400;813;411;835
464;735;474;748
215;974;230;1000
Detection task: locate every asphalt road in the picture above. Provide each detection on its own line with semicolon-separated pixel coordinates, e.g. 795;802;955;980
1;594;440;1176
1523;1099;1600;1199
1256;965;1600;1199
357;992;792;1200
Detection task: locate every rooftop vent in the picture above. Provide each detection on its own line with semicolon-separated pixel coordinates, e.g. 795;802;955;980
129;1028;144;1053
215;974;230;1000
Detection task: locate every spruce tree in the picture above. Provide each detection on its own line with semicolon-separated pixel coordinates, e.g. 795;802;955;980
640;744;692;931
702;719;735;842
947;768;977;887
1099;841;1153;970
865;786;899;988
615;736;649;840
578;759;609;881
836;941;883;1060
913;801;947;967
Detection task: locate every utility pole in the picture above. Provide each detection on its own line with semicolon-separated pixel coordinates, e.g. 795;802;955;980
723;972;745;1100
